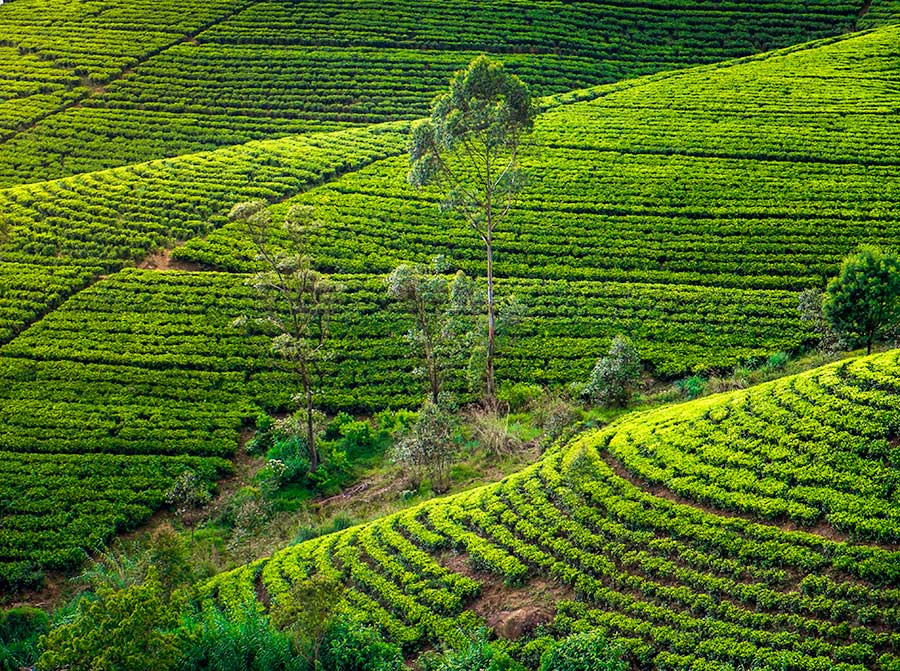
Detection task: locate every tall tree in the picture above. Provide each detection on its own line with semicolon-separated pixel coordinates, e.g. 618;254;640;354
408;55;535;405
823;245;900;354
231;201;338;471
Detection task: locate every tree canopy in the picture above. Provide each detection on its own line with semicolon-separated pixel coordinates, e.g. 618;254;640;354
823;245;900;354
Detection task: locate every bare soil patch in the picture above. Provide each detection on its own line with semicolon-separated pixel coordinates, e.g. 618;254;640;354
138;247;204;272
439;552;574;640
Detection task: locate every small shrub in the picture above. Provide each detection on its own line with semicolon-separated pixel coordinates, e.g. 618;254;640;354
423;630;525;671
468;409;523;458
766;350;791;370
178;604;303;671
166;470;213;527
0;606;49;671
245;414;276;455
498;382;544;412
582;335;641;407
319;616;404;671
676;374;707;399
393;401;457;493
538;632;627;671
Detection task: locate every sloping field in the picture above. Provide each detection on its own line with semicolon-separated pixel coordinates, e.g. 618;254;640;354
0;0;893;185
608;350;900;542
1;18;900;588
202;351;900;670
181;26;900;294
0;123;406;343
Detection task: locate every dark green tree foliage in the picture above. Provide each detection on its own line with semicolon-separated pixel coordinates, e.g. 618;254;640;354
582;334;642;407
538;632;627;671
409;55;535;404
37;570;181;671
231;201;340;471
823;245;900;354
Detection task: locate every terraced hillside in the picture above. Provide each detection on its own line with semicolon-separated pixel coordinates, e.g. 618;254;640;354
203;350;900;670
0;123;407;344
1;26;900;586
182;26;900;294
0;0;895;185
2;17;900;588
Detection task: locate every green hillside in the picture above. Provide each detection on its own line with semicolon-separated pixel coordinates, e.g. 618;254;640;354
0;0;895;186
182;26;900;290
0;123;406;343
202;350;900;670
0;0;899;649
1;22;899;587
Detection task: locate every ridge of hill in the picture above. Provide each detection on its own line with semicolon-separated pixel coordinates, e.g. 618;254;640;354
0;0;897;186
202;350;900;670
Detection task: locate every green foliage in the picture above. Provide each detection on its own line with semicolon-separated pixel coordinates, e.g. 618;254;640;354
178;604;304;671
497;382;544;412
824;245;900;353
38;571;182;671
293;515;355;545
231;201;341;472
386;258;457;403
319;616;404;671
0;0;880;184
608;349;900;542
410;55;535;402
423;631;525;671
204;350;900;670
582;335;641;407
166;470;214;523
393;401;458;492
538;632;627;671
270;574;344;667
0;607;49;671
798;288;845;353
676;374;707;400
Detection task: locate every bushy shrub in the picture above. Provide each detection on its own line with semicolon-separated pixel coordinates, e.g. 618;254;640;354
38;570;181;671
498;382;544;412
0;606;49;671
319;616;404;671
676;374;706;399
393;401;458;493
178;605;304;671
538;632;626;671
582;335;641;407
423;631;524;671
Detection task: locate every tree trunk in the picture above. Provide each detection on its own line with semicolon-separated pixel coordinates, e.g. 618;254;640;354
418;298;440;405
485;235;497;406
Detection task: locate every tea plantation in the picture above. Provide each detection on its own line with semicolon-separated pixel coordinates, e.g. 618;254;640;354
1;0;900;667
204;350;900;669
0;18;899;587
0;0;897;185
